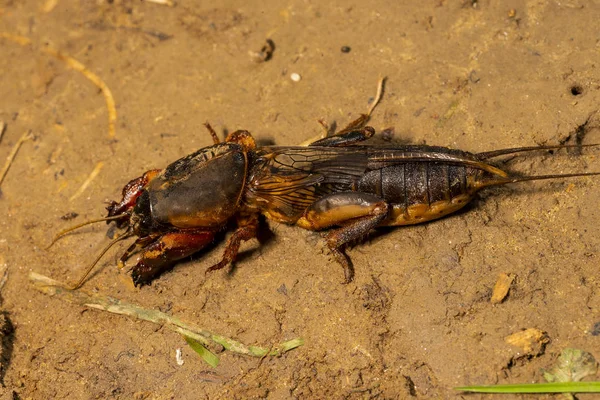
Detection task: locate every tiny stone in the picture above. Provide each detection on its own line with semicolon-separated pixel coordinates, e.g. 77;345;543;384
290;72;301;82
341;46;351;53
591;321;600;336
277;283;288;296
176;348;184;366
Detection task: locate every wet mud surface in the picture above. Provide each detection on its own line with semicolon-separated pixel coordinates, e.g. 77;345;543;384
1;0;599;398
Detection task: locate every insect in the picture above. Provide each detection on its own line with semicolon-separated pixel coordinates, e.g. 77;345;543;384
51;80;599;288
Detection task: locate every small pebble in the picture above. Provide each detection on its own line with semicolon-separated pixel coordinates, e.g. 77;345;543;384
491;272;514;304
341;46;351;53
176;348;184;366
290;72;302;82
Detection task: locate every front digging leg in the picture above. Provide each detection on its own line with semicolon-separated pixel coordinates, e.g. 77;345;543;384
130;230;216;286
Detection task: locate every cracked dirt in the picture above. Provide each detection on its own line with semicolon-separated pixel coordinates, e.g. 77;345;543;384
1;0;600;398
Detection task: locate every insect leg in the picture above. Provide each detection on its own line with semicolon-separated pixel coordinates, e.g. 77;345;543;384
203;122;221;144
130;230;216;286
205;213;260;274
203;124;257;150
335;77;385;133
299;78;385;147
297;192;389;283
117;234;160;269
308;126;376;147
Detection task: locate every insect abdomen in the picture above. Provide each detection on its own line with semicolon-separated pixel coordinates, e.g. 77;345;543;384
357;163;478;225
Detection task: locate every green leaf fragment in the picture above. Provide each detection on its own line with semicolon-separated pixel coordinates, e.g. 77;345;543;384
544;348;598;383
276;338;304;353
456;382;600;393
457;348;599;395
184;335;220;368
28;272;304;368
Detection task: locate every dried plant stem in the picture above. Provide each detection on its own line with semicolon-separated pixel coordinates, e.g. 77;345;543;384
0;121;6;143
29;272;303;357
0;130;34;188
42;46;117;138
142;0;175;5
1;32;117;138
298;77;385;146
69;161;104;201
0;261;7;293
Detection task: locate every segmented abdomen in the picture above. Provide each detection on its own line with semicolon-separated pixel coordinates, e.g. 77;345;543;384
356;163;479;225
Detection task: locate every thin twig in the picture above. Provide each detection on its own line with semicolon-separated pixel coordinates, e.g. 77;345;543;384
1;32;117;138
29;272;304;358
69;161;104;201
298;77;386;146
0;32;31;46
0;261;7;293
142;0;175;6
0;121;6;144
42;0;59;13
0;130;34;188
43;47;117;138
366;77;386;118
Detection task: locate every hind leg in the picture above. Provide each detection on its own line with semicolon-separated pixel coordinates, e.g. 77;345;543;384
308;126;376;147
299;78;385;147
297;192;389;283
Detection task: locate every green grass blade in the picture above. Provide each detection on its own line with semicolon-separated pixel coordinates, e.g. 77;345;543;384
183;335;220;368
29;272;304;362
456;381;600;393
275;338;305;354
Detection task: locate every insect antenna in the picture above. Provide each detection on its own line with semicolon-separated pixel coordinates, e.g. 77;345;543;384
68;229;134;290
477;144;599;159
47;214;128;249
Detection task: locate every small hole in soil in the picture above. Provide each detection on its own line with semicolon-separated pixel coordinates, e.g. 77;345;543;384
570;85;583;96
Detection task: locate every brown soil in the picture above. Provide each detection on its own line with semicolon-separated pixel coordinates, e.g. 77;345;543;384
1;1;600;398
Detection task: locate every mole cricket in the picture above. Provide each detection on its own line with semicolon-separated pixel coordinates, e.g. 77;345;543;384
50;79;599;288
